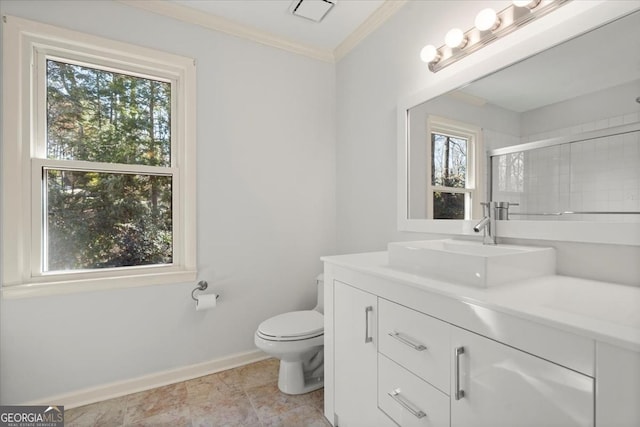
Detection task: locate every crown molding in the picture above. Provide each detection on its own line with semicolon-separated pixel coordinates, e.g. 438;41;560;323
117;0;334;62
117;0;407;63
334;0;408;61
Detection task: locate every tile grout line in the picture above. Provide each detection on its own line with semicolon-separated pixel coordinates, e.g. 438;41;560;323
242;388;266;427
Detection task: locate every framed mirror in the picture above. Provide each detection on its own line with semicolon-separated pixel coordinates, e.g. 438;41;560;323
398;3;640;245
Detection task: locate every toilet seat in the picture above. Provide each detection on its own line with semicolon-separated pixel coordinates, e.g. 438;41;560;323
257;310;324;341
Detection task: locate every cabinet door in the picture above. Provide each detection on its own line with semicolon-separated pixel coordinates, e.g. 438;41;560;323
596;342;640;427
334;281;391;427
451;327;594;427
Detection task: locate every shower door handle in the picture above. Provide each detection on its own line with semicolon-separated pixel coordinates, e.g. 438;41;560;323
364;306;373;343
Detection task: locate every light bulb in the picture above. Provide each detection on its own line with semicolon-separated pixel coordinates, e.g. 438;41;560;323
445;28;466;48
475;8;499;31
420;45;439;63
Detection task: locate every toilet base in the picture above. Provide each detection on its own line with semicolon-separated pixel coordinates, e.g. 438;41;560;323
277;360;324;395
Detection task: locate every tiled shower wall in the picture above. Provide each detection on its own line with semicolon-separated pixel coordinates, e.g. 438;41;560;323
492;112;640;222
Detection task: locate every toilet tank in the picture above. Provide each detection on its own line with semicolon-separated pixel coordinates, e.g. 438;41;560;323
315;274;324;314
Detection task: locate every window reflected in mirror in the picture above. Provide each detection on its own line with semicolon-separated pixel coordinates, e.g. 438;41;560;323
431;131;468;219
409;114;482;220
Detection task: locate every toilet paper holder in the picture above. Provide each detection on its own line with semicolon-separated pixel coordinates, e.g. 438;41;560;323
191;280;219;301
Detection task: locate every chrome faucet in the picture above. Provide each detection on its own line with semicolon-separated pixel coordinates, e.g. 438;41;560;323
474;202;497;245
474;201;519;245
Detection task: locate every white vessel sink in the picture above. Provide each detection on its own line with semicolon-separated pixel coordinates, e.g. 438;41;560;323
387;239;555;288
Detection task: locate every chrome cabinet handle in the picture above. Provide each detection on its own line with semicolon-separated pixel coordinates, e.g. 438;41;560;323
388;331;427;351
388;389;426;419
364;306;373;343
454;346;465;400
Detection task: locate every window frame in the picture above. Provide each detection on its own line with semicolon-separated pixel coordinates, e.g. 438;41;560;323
426;115;483;220
2;16;197;297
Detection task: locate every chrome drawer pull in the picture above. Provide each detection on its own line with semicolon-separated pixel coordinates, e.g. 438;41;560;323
388;331;427;351
454;346;465;400
365;306;373;343
388;389;426;419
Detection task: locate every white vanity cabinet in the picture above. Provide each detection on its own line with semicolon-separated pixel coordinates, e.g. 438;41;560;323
333;280;395;427
450;326;594;427
376;299;594;427
324;257;639;427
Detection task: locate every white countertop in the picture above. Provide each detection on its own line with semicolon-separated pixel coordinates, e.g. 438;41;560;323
322;251;640;352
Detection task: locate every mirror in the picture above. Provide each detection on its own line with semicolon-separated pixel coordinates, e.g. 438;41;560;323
399;6;640;245
489;122;640;222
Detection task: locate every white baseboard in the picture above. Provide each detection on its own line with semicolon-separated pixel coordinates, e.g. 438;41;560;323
28;349;269;409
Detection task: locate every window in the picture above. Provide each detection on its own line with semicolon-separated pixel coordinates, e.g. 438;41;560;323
2;16;196;296
426;116;482;219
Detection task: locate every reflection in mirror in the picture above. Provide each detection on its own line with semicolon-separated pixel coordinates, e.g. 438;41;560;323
490;123;640;222
405;10;640;227
408;113;482;219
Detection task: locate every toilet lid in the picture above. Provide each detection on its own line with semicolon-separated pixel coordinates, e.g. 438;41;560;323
258;310;324;340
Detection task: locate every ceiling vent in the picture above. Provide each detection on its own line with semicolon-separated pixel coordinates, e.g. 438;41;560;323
291;0;336;23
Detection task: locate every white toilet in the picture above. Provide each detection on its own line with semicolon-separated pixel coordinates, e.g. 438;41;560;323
254;274;324;395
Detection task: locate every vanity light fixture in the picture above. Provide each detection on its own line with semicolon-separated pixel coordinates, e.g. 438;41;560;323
474;8;500;32
421;0;571;73
513;0;541;8
445;28;467;48
420;44;440;63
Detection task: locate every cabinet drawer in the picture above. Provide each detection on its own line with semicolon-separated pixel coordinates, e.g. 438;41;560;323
379;354;450;427
379;298;450;393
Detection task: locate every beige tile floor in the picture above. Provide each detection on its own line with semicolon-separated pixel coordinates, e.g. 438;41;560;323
65;358;331;427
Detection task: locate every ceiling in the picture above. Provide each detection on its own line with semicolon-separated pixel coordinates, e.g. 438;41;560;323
170;0;387;51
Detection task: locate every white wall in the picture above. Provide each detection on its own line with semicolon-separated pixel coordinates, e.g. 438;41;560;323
0;0;336;403
335;0;640;285
335;0;512;254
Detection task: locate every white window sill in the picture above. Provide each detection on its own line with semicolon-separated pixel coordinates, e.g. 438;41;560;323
1;269;197;299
